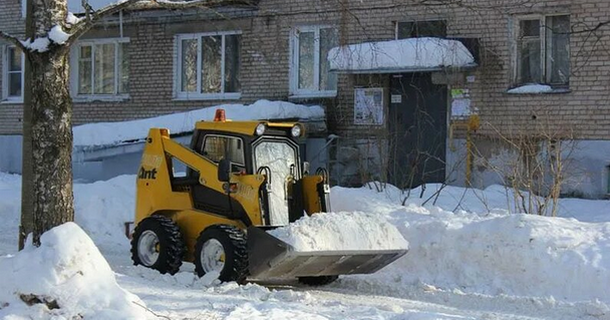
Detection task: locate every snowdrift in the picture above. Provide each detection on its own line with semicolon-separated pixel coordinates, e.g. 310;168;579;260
2;171;610;305
74;175;136;248
268;211;408;252
332;185;610;303
0;222;147;319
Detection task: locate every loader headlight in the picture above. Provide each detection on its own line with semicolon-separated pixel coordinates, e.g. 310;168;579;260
291;124;302;137
256;123;266;136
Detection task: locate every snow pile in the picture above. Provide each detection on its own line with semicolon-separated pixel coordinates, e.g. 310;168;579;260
73;175;136;248
328;37;475;72
332;185;610;303
73;100;324;148
268;212;409;252
0;174;134;253
507;84;554;94
0;222;147;319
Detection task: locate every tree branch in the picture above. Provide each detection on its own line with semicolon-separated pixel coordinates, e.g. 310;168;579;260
66;0;257;45
0;31;27;52
151;0;257;9
67;0;142;45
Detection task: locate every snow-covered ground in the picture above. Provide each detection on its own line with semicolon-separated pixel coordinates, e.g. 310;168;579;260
1;172;610;319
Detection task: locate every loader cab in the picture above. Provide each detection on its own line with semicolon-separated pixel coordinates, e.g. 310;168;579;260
188;118;305;227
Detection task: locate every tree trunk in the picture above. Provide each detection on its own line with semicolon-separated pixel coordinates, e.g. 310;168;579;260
19;0;34;250
26;48;75;245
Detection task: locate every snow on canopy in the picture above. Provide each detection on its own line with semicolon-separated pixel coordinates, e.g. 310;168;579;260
72;100;324;148
328;37;476;73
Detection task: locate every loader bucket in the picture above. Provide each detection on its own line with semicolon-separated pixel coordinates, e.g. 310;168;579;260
246;226;408;279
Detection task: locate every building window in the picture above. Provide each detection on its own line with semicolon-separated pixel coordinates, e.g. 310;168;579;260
71;38;130;99
290;25;338;97
515;15;570;87
2;46;24;101
176;31;241;100
396;20;447;39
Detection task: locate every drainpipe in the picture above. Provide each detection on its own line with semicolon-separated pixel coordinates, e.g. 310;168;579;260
119;10;123;38
466;115;480;187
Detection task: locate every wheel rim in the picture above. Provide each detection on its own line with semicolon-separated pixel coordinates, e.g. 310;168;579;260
138;230;160;266
200;239;225;273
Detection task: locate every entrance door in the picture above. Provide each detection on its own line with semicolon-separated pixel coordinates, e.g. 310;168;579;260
388;73;447;188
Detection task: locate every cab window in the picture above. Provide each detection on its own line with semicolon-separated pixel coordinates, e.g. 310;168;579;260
201;135;245;165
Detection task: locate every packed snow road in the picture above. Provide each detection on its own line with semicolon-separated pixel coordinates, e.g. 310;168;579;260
1;173;610;319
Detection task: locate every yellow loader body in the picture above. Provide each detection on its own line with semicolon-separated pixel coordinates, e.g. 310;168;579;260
131;114;406;284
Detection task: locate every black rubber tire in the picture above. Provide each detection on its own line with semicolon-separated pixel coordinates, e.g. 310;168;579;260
131;215;185;275
194;225;249;284
298;275;339;286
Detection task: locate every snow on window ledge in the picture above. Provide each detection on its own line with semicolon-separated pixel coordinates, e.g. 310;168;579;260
506;84;570;95
289;90;337;100
0;98;24;104
72;95;130;103
173;93;241;101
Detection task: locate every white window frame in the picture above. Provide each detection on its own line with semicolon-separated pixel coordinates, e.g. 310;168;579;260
70;37;130;102
289;25;338;98
2;46;25;103
174;31;242;101
512;14;570;88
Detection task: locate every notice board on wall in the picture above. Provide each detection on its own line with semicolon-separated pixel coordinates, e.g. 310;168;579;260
354;87;384;125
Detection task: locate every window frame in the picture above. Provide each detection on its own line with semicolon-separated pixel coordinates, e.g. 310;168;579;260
2;46;25;103
70;37;131;101
289;25;338;98
512;14;571;88
394;20;448;39
174;30;242;101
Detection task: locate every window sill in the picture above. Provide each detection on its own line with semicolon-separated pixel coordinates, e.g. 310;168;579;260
174;93;241;101
289;91;337;99
506;84;571;95
1;98;24;104
72;95;130;103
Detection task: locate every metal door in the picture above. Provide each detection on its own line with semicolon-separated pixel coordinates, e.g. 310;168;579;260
388;73;447;188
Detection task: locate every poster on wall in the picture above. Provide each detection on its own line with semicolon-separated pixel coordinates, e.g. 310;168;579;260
450;88;477;119
354;88;384;125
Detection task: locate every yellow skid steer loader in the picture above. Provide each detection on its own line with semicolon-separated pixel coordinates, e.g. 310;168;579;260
131;110;407;285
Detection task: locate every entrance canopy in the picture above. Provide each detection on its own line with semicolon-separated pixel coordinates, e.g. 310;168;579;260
328;37;477;74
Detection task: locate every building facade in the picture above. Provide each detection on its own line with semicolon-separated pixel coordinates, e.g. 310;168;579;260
1;0;610;197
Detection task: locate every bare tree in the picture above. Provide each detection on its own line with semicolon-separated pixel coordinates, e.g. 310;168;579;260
0;0;250;247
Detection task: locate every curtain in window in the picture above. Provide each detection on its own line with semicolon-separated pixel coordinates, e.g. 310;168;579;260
547;15;570;85
94;43;115;94
518;19;542;83
298;31;315;90
202;36;222;94
224;34;241;93
8;47;22;97
320;28;338;91
181;39;198;92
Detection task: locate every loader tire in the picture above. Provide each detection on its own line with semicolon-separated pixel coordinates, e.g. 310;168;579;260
194;225;248;284
298;275;339;286
131;215;185;275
